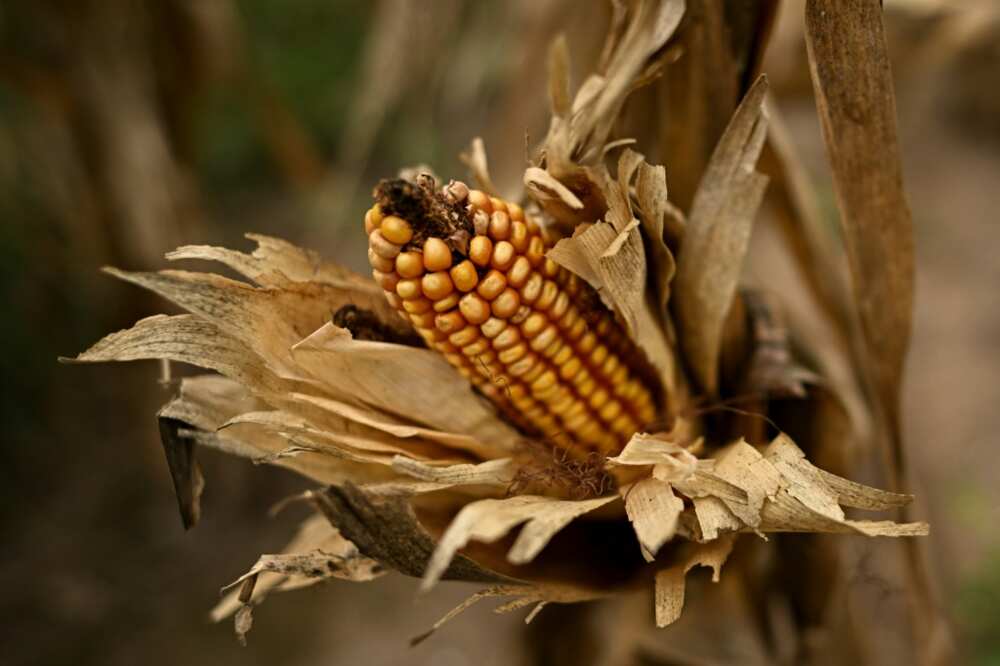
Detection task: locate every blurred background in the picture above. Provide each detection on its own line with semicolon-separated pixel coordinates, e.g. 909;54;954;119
1;0;997;664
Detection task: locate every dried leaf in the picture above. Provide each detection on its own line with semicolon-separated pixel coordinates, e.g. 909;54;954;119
411;583;603;646
390;456;516;489
805;0;915;460
421;494;616;591
621;478;684;561
655;536;735;627
213;514;384;622
459;137;498;195
157;417;205;530
673;75;770;394
291;323;518;456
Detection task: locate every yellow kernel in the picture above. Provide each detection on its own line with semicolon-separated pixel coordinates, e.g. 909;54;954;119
521;273;543;303
526;236;545;266
492;326;522;350
380;215;413;244
528;325;558;352
422;271;454;300
551;344;572;365
459;292;491;325
508;202;524;221
610;364;629;384
542;257;560;278
602;353;620;377
436;341;459;354
599;400;623;422
536;280;558;310
468;190;492;213
522;312;548;337
368;247;394;272
576;377;596;398
549;393;577;416
469;236;493;267
498;343;528;364
450;260;479;292
567;316;588;341
432;292;461;312
462;338;492;356
364;206;381;235
521;361;545;384
578;331;597;353
402;298;432;314
477;269;507;300
611;414;639;437
507;353;538;377
369;230;401;259
510;221;529;253
489;196;508;213
506;257;531;288
475;350;498;365
530;370;558;393
480;317;507;338
534;382;561;402
491;288;520;318
490;241;516;270
558;305;579;331
373;269;398;291
510;305;532;324
416;329;438;345
591;344;609;366
562;273;581;296
488;211;511;241
508;383;528;401
395;278;422;300
550;292;570;320
434;311;466;333
588;387;609;410
449;326;480;347
559;357;583;381
395;252;424;278
410;311;435;328
423;238;452;271
562;411;592;433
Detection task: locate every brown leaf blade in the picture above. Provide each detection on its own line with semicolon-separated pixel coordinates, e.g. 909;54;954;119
673;75;770;394
804;0;915;453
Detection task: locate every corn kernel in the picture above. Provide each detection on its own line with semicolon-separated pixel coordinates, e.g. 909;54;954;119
450;260;478;292
423;238;452;272
380;216;413;244
422;272;454;300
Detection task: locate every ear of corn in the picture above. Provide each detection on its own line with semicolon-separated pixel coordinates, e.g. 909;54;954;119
365;179;660;457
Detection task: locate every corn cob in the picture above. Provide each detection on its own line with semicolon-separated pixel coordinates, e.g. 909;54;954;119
364;177;660;457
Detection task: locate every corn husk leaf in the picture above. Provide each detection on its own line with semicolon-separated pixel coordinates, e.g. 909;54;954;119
212;513;384;622
805;0;915;456
420;494;617;592
655;535;735;627
673;74;770;394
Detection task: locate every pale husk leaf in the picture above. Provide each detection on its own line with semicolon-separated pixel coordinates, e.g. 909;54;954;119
672;74;770;394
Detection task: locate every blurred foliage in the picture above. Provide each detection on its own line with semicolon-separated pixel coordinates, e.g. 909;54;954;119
957;547;1000;665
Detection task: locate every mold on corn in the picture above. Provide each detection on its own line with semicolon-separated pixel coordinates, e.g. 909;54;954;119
364;177;660;458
